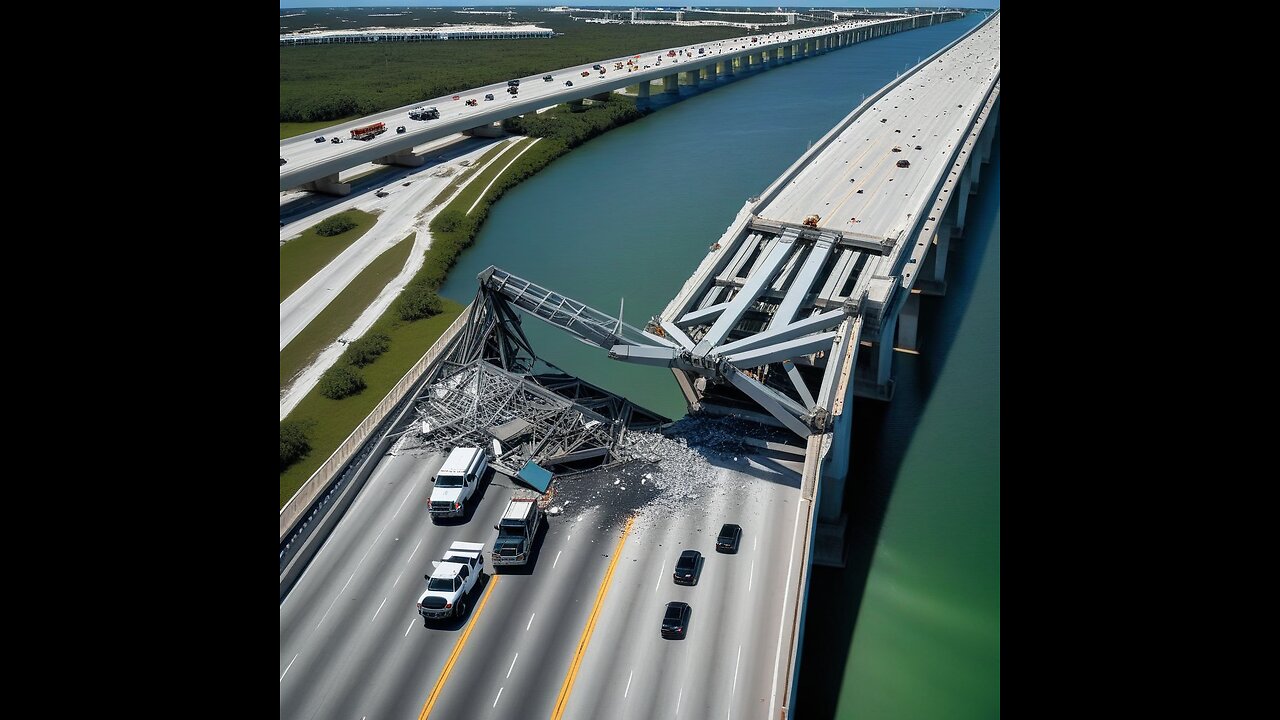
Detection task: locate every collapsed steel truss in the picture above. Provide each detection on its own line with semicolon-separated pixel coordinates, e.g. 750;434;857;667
393;282;668;479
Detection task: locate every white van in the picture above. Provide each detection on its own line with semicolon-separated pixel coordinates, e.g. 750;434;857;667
429;447;487;519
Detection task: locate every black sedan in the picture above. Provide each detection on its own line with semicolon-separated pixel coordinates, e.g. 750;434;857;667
673;550;702;585
661;601;691;639
716;523;742;553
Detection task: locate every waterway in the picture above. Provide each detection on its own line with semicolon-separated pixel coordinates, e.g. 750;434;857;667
439;12;998;718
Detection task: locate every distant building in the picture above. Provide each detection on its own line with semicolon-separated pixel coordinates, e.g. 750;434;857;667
280;24;554;45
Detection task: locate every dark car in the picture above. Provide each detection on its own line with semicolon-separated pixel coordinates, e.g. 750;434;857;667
592;64;602;70
396;126;406;134
565;80;573;86
279;157;287;165
716;523;742;553
661;601;691;639
314;136;325;143
485;93;495;101
673;550;702;585
331;137;342;144
543;74;553;81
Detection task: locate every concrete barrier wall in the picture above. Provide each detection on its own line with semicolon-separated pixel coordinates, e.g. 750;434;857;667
280;306;472;540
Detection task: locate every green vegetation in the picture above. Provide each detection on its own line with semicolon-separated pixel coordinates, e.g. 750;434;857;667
341;332;391;367
280;209;378;301
280;419;315;473
315;214;357;237
280;117;358;140
422;140;516;213
280;233;415;388
503;97;643;148
397;279;445;321
451;138;533;213
319;365;366;399
280;299;465;507
280;12;756;124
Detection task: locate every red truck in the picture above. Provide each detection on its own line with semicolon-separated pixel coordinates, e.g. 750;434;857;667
350;122;387;141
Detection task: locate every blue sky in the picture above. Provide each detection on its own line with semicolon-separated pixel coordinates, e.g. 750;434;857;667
281;3;1001;10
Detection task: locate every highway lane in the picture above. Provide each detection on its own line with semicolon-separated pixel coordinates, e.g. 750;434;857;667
279;136;516;352
279;16;935;190
280;440;807;720
762;14;1001;241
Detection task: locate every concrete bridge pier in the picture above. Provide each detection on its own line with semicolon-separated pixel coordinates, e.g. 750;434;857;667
680;69;701;95
374;147;426;168
896;293;921;352
700;62;716;89
784;44;794;64
716;58;733;83
635;79;651;109
301;173;351;197
917;221;952;296
855;311;898;401
664;73;680;97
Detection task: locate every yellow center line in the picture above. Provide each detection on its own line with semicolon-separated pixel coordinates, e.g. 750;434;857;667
550;515;635;720
418;574;501;720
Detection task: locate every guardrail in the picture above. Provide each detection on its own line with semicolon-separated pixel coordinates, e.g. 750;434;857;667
279;306;473;540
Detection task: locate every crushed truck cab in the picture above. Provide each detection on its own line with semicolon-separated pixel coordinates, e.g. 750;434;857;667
416;541;485;621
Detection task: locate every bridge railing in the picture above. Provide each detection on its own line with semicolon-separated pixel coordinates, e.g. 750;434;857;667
279;307;473;540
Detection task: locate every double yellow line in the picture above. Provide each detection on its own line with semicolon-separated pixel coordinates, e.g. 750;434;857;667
551;516;635;720
417;574;501;720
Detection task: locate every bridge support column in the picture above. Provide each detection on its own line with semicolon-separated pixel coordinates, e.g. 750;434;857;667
635;79;651;108
301;173;351;197
700;62;716;88
956;170;973;232
681;69;700;94
717;58;733;82
856;311;898;401
664;73;680;97
896;293;920;352
373;147;426;168
918;223;952;296
785;44;794;63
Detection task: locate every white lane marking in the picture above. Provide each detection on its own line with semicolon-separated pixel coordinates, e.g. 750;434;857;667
732;644;742;694
357;525;387;567
655;561;666;592
394;570;404;587
527;612;536;631
280;654;298;682
754;536;758;551
553;550;563;568
405;621;415;637
769;499;806;715
493;687;504;708
316;569;357;631
408;538;423;563
372;597;387;622
749;558;755;593
567;534;571;542
507;653;519;679
675;687;683;718
392;484;413;519
624;669;634;698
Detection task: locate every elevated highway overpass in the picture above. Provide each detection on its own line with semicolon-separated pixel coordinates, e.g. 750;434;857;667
281;11;999;720
280;11;962;195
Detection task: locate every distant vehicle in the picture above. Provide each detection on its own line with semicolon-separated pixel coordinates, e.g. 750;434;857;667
891;146;902;153
592;64;602;70
485;93;495;100
350;122;387;141
673;550;702;585
914;145;922;150
313;136;325;143
581;71;590;77
396;126;406;134
331;137;343;144
280;157;287;165
565;80;573;86
416;541;485;622
508;79;520;87
667;50;676;57
375;189;389;198
896;159;911;168
661;602;691;639
492;493;544;568
507;86;518;94
465;98;478;106
410;106;440;120
716;524;742;553
698;47;705;55
802;214;820;228
429;447;487;520
543;74;553;81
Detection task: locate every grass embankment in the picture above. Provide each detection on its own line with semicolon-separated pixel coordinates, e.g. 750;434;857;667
453;138;535;213
280;209;378;301
422;141;516;214
279;9;769;124
280;95;649;507
279;298;466;507
280;117;360;140
280;233;417;389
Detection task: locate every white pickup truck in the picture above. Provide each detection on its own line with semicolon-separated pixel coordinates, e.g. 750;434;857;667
417;541;485;622
429;447;488;520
